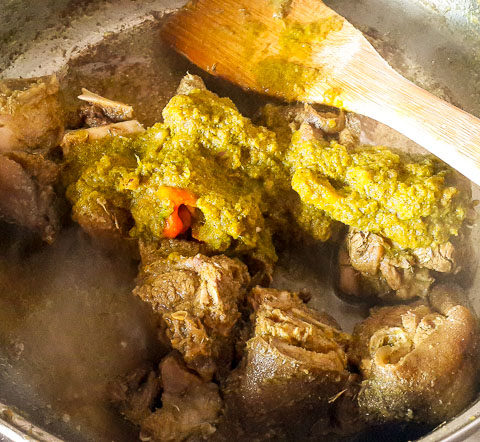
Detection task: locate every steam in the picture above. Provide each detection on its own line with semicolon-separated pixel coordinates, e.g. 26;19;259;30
0;227;163;441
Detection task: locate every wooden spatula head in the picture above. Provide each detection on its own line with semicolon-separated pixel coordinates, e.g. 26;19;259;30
161;0;381;108
162;0;480;187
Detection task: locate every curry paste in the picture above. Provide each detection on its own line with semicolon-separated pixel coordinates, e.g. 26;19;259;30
63;86;469;261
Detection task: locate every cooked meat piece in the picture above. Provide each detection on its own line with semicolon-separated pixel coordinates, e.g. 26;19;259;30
349;284;480;425
223;287;362;440
140;353;223;442
61;120;145;252
337;246;392;301
79;104;114;128
337;227;469;302
134;240;251;379
338;113;361;147
78;88;134;127
251;293;349;364
176;73;207;95
296;120;326;142
259;102;345;135
258;102;359;148
0;152;61;242
248;285;305;311
112;353;222;442
412;242;455;273
348;229;385;275
9;151;59;185
110;364;161;424
0;76;65;240
139;238;211;267
72;197;136;253
0;76;64;153
301;104;346;134
378;259;433;300
139;240;273;306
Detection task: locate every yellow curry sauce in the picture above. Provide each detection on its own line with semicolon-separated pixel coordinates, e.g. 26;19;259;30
253;17;344;104
288;134;468;249
63;86;468;262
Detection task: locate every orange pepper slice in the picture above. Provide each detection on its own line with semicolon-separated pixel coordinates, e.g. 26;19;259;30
157;186;197;238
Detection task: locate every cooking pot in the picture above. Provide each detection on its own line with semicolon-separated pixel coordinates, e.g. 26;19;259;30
0;1;480;441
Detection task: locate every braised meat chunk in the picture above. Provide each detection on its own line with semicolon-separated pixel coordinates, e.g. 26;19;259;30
0;76;65;241
142;353;222;441
112;353;222;442
0;76;64;153
258;102;358;146
0;152;61;243
223;287;361;440
134;240;251;379
349;283;480;424
61;120;145;251
338;228;433;301
110;364;161;425
175;72;207;95
338;227;471;302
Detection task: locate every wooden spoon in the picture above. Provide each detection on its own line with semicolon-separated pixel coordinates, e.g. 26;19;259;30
162;0;480;186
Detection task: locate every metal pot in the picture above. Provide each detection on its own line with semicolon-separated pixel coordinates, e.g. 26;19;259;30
0;1;479;441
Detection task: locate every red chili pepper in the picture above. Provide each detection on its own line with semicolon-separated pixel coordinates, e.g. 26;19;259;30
157;186;197;238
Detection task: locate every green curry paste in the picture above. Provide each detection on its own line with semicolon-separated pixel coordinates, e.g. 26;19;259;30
63;85;469;262
287;133;468;249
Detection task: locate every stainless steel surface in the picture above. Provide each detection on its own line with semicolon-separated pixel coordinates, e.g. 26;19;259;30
0;1;480;441
0;401;61;442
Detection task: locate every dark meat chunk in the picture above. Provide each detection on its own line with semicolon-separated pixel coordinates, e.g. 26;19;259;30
0;152;61;243
300;104;346;134
347;229;385;275
176;73;207;95
61;120;145;252
296;120;327;143
337;246;390;301
338;113;361;147
0;76;65;241
349;284;480;425
139;238;211;267
412;242;457;273
259;103;345;136
336;227;470;302
78;88;134;127
0;76;64;153
72;196;136;254
141;354;222;442
79;105;113;128
411;226;476;285
112;353;222;442
223;287;362;440
110;364;161;424
134;240;251;379
257;102;359;148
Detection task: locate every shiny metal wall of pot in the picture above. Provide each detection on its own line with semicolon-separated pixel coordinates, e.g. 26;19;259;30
0;1;480;441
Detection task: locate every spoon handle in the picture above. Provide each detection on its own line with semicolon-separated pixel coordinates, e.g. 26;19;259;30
345;64;480;185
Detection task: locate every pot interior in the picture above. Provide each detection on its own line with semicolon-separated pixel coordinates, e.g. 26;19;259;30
0;1;479;441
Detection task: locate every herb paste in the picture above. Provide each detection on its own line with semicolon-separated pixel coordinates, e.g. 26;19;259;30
63;83;469;262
